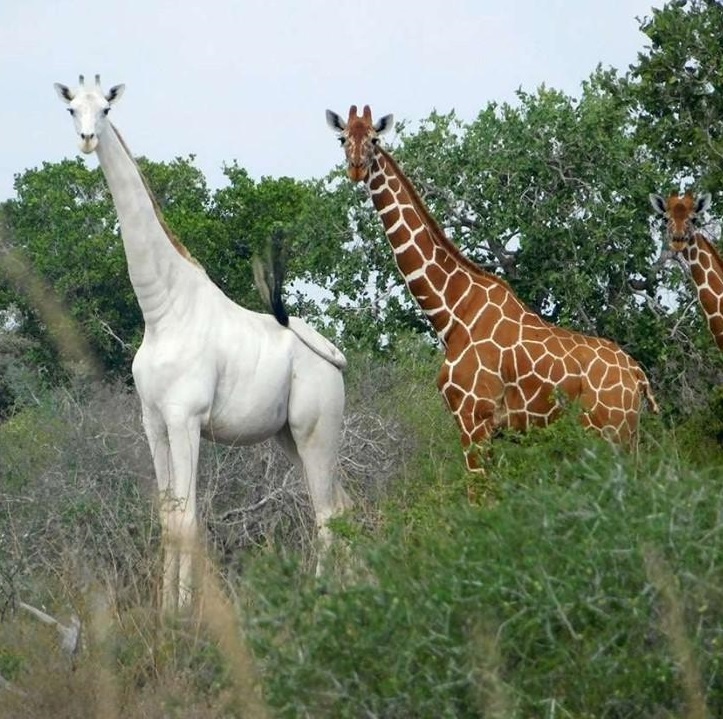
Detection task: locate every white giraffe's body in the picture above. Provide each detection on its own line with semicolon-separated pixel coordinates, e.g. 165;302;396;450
56;76;349;609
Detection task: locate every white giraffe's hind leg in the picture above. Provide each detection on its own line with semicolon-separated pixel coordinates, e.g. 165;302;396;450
282;368;348;574
275;423;346;564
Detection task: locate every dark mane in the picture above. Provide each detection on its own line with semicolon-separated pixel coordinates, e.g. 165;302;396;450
699;233;723;271
110;124;204;269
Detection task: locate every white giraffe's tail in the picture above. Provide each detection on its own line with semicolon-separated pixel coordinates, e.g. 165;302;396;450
253;233;347;371
287;317;347;369
252;232;289;327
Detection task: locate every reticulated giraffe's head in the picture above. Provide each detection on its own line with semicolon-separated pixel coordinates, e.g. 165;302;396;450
54;74;125;154
326;104;393;182
649;192;712;252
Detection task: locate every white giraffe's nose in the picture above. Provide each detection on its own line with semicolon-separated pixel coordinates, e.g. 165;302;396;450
78;133;98;154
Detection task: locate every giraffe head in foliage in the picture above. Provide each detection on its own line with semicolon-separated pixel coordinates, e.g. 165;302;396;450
649;192;712;252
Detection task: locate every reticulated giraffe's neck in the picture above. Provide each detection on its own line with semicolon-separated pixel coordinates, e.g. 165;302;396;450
95;124;204;323
683;234;723;350
366;147;520;345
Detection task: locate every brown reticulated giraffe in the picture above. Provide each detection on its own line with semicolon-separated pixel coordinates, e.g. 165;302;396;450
649;192;723;351
327;104;659;472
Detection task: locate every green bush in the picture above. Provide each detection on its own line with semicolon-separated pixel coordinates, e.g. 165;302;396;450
675;384;723;465
2;349;721;718
244;423;723;718
0;401;67;491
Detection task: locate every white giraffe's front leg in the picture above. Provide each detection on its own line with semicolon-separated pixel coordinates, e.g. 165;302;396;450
141;409;177;609
164;412;201;610
143;407;200;611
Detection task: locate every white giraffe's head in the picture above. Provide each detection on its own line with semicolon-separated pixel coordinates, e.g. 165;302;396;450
54;74;125;154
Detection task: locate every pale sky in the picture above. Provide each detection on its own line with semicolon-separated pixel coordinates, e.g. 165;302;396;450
1;0;659;202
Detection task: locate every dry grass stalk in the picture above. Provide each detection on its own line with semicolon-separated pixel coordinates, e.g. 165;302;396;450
643;546;709;719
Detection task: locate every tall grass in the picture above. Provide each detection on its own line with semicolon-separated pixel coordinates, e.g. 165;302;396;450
242;417;723;717
1;340;721;717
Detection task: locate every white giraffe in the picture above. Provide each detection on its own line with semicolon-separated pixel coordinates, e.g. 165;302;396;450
55;75;350;609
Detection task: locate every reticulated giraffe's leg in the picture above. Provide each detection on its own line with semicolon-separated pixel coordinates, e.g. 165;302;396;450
459;413;496;472
438;364;503;511
437;373;497;474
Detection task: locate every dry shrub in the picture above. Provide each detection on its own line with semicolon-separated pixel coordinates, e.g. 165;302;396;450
0;361;410;713
0;373;405;620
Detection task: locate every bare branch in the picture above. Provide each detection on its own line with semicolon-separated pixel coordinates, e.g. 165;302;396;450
0;671;27;697
95;315;132;351
18;601;81;656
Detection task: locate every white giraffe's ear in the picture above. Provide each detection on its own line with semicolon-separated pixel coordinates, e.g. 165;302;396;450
649;193;667;216
374;114;394;135
54;83;73;103
106;84;125;104
325;109;346;132
695;192;712;215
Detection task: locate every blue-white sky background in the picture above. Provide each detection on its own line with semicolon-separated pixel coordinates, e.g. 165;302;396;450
1;0;659;202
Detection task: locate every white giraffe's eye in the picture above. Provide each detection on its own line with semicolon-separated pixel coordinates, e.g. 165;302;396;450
103;108;110;116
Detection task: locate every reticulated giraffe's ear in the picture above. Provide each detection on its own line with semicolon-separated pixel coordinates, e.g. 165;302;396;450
106;84;125;104
374;114;394;135
325;110;346;132
695;192;712;215
649;193;667;216
54;83;73;103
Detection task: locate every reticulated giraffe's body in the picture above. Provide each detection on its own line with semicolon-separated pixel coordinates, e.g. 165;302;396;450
329;105;658;471
650;192;723;351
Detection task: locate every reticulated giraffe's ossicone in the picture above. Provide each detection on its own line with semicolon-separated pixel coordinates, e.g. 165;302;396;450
328;104;658;471
650;191;723;351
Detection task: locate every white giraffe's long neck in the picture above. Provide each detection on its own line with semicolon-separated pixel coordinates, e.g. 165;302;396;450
95;124;195;324
683;235;723;350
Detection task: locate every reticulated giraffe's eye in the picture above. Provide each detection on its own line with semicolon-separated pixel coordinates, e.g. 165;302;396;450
371;137;380;145
338;136;347;146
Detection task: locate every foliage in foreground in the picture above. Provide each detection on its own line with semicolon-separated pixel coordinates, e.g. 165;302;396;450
1;357;721;717
243;417;723;718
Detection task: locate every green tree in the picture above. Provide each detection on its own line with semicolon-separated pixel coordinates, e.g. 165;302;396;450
209;165;348;316
630;0;723;190
2;158;134;378
624;0;723;404
1;156;348;381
